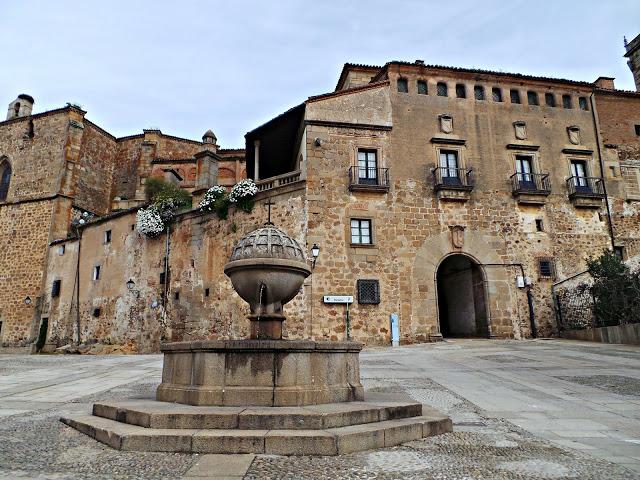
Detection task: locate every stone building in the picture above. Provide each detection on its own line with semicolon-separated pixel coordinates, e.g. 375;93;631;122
0;99;245;347
2;38;640;351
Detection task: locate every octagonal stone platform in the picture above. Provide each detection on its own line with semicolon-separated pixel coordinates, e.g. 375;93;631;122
60;397;452;455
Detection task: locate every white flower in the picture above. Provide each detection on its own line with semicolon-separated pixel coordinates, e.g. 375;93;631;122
199;185;227;211
136;207;165;237
229;179;258;203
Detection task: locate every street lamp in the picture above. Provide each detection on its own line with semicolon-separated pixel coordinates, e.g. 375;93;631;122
24;296;31;306
126;279;135;290
311;243;320;269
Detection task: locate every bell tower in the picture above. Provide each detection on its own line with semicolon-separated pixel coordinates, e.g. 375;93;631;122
624;34;640;92
6;94;34;120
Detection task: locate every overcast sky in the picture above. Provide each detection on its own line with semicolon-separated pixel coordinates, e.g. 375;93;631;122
1;1;638;147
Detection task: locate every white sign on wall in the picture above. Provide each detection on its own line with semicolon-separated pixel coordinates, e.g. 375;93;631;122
323;295;354;304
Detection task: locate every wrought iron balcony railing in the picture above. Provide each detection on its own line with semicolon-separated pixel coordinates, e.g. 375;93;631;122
432;167;474;191
566;176;605;198
348;166;390;191
510;172;551;195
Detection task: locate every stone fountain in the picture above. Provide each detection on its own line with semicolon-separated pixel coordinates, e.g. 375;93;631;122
61;224;451;455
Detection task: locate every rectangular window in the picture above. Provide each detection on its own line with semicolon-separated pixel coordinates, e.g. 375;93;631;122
92;265;101;281
510;89;521;104
535;219;544;232
527;91;539;106
174;291;180;300
159;272;166;284
357;279;380;305
439;150;460;185
545;93;556;107
51;280;61;298
455;84;466;98
104;230;111;244
571;159;590;192
614;246;625;260
58;245;65;255
492;87;502;102
205;288;210;297
515;155;534;188
437;82;448;97
562;94;572;109
474;85;485;100
350;219;372;245
357;149;378;185
579;97;589;111
397;78;408;93
538;259;555;279
635;125;640;136
417;80;428;95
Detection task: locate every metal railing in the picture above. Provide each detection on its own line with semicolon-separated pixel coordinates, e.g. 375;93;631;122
256;170;302;192
432;167;474;191
566;176;605;197
348;166;390;190
510;172;551;194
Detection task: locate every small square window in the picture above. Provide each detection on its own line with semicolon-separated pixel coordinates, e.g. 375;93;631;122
535;219;544;232
492;87;502;102
357;279;380;305
455;84;466;98
635;125;640;136
417;80;428;95
614;246;625;260
104;230;111;243
351;219;372;245
510;89;521;104
437;82;448;97
562;94;572;109
545;93;556;107
92;308;101;318
527;91;539;106
58;245;65;255
397;78;408;93
51;279;61;298
578;97;589;111
474;85;485;100
92;266;101;281
538;259;555;278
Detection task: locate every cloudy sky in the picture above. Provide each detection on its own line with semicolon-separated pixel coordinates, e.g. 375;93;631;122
1;1;638;147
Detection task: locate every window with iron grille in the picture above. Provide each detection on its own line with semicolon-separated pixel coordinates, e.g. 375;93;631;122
397;78;408;93
357;279;380;305
437;82;448;97
578;97;589;111
350;219;372;245
510;89;521;104
527;91;539;106
538;258;555;278
417;80;428;95
51;280;61;298
545;93;556;107
562;94;572;109
455;84;466;98
474;85;485;100
492;87;502;102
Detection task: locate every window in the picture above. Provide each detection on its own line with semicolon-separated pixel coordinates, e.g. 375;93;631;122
397;78;408;93
104;230;111;244
159;272;166;284
350;219;372;245
0;160;11;202
570;160;590;191
562;94;572;109
578;97;589;111
92;266;101;281
510;89;521;104
515;155;534;188
437;82;448;97
527;91;539;106
357;279;380;305
205;288;210;297
131;224;135;231
439;150;460;184
635;125;640;136
492;87;502;102
455;84;466;98
357;149;378;185
614;246;625;260
474;85;485;100
538;259;555;279
51;280;61;298
535;219;544;232
417;80;428;95
174;291;180;300
58;245;65;255
545;93;556;107
92;308;101;318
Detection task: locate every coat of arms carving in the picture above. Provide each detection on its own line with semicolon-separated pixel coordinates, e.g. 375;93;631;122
450;225;465;249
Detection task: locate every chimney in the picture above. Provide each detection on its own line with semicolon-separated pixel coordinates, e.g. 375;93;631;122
594;77;615;90
6;94;34;120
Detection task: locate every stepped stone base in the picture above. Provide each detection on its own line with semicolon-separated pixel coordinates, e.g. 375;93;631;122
61;398;452;455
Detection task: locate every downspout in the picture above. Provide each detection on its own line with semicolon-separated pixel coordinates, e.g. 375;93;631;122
75;228;82;345
589;92;616;249
162;224;170;338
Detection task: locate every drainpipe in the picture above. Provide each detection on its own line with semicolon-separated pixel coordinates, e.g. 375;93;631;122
74;227;82;345
162;224;170;337
589;93;616;249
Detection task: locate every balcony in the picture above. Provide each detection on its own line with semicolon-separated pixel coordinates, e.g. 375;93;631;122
432;167;474;201
256;170;303;192
348;166;390;192
566;176;605;208
510;172;551;205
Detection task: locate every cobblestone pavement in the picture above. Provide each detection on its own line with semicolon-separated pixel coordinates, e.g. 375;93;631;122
0;339;639;479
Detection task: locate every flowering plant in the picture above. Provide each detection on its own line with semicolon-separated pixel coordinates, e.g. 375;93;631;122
229;179;258;212
136;206;165;237
198;185;230;219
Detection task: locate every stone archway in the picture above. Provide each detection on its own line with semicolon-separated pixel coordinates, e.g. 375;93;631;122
436;254;489;337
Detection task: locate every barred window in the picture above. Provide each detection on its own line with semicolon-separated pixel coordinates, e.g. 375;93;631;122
562;94;572;109
538;258;555;278
437;82;448;97
417;80;428;95
510;89;521;104
397;78;408;93
357;279;380;305
474;85;485;100
492;87;502;102
545;93;556;107
51;280;61;298
578;97;589;111
527;91;539;106
455;84;466;98
350;219;372;245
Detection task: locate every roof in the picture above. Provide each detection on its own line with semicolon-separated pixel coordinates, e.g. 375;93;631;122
335;63;383;91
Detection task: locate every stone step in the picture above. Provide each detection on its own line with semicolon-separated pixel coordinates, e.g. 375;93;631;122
91;399;425;430
60;412;452;455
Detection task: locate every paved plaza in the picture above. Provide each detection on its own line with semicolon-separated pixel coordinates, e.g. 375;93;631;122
1;339;639;479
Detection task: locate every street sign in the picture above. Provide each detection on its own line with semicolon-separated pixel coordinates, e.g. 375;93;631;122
323;295;353;304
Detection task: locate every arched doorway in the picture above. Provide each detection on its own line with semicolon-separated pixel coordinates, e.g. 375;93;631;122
436;254;489;338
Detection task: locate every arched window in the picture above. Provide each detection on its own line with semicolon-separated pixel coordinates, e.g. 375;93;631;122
13;103;20;117
0;159;11;201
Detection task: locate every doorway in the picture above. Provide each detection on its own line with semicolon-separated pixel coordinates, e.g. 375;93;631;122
436;255;489;337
